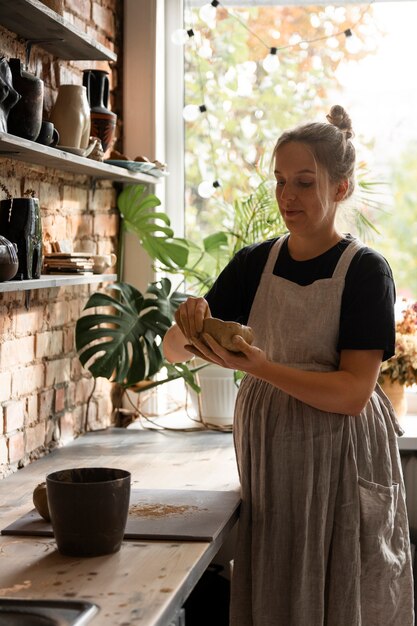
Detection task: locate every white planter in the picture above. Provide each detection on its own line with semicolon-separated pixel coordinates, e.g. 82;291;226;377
190;362;238;429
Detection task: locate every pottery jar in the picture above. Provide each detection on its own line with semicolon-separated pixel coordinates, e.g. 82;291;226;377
46;467;131;557
6;58;44;141
0;57;21;133
50;85;91;149
0;197;42;280
0;235;18;282
82;69;117;152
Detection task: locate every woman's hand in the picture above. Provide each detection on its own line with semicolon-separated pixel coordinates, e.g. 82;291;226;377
174;296;211;344
186;332;268;374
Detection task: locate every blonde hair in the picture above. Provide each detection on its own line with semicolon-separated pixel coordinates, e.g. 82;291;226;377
273;105;356;202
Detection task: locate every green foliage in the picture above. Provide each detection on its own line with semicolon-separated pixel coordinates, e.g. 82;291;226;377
373;142;417;297
75;278;201;390
184;4;379;241
118;184;189;270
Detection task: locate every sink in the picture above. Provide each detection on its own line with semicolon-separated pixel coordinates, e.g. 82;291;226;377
0;599;99;625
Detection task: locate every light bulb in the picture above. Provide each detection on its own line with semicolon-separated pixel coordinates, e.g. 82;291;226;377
183;104;206;122
198;181;214;198
197;180;220;198
200;1;219;24
171;29;188;45
262;48;280;73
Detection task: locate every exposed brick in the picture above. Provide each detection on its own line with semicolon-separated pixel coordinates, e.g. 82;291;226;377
0;308;15;338
46;418;59;445
93;213;119;237
0;371;12;403
26;395;39;425
39;389;55;421
60;412;74;443
15;309;43;336
25;422;46;454
4;400;25;432
0;337;36;369
55;387;66;413
92;3;114;33
67;213;94;239
75;377;95;405
45;358;71;387
48;303;71;329
64;327;76;354
11;364;45;397
35;330;64;359
0;436;7;465
8;432;25;464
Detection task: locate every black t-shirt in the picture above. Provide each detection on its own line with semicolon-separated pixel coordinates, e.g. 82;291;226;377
205;235;396;361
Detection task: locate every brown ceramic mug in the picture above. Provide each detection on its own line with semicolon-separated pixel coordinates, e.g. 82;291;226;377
36;120;60;147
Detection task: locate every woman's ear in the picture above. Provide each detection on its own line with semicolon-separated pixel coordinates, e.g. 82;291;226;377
335;179;349;201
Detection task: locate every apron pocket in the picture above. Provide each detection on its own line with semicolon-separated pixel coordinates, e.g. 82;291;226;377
358;476;408;624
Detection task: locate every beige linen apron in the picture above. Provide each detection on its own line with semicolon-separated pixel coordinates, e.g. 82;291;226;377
231;235;414;626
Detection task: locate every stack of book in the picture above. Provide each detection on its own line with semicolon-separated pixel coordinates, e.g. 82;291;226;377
43;252;94;275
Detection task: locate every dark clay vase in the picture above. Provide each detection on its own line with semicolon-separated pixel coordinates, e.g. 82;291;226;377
0;198;42;280
7;58;44;141
82;69;117;152
0;56;21;133
46;467;131;557
0;235;18;282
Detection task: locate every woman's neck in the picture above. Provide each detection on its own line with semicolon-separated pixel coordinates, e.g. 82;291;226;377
287;230;344;261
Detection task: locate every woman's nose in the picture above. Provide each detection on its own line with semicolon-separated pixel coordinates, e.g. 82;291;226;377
280;183;295;200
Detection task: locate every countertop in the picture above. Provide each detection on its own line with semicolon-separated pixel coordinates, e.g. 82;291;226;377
0;427;240;625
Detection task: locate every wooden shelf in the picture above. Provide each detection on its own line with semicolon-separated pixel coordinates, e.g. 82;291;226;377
0;0;116;61
0;273;117;293
0;133;161;184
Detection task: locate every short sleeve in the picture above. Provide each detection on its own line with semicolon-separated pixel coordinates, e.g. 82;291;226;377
204;241;273;324
338;248;396;361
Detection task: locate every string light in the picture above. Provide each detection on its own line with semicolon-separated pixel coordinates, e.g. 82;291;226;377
200;1;219;24
183;104;207;122
180;0;374;203
171;28;195;45
198;180;221;199
262;47;280;73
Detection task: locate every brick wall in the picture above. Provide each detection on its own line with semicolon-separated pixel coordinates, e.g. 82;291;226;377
0;0;123;478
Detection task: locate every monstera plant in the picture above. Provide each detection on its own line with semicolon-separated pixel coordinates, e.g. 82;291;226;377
75;278;203;393
74;182;207;400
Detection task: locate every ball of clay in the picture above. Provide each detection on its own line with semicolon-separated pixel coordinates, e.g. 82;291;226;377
33;482;51;522
203;318;254;352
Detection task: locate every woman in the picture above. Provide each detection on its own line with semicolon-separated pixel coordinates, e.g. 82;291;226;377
163;105;414;625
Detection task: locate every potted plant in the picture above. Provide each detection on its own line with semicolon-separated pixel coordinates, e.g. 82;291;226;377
111;177;287;427
379;299;417;419
74;185;204;427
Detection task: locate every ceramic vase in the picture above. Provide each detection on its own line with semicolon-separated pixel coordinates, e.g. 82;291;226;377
82;70;117;152
0;198;42;280
46;467;131;557
0;235;18;281
0;57;21;133
381;378;408;419
50;85;91;149
6;58;44;141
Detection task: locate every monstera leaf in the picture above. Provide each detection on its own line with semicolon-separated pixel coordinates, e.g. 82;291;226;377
75;278;189;388
117;184;189;270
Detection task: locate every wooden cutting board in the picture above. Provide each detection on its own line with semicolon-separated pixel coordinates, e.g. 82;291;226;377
1;489;241;542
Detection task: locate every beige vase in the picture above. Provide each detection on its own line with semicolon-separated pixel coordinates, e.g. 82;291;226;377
380;378;408;419
50;85;91;149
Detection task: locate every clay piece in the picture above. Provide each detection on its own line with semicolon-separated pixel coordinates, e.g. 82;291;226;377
33;482;51;522
202;317;254;352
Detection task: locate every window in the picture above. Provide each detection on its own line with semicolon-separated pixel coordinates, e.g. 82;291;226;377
177;1;417;300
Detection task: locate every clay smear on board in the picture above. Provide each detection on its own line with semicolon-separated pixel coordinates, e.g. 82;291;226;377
129;503;207;518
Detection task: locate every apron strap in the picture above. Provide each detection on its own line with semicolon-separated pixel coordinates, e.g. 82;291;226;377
332;237;364;279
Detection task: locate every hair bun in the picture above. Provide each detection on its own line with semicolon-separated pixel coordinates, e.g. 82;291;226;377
326;105;354;139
